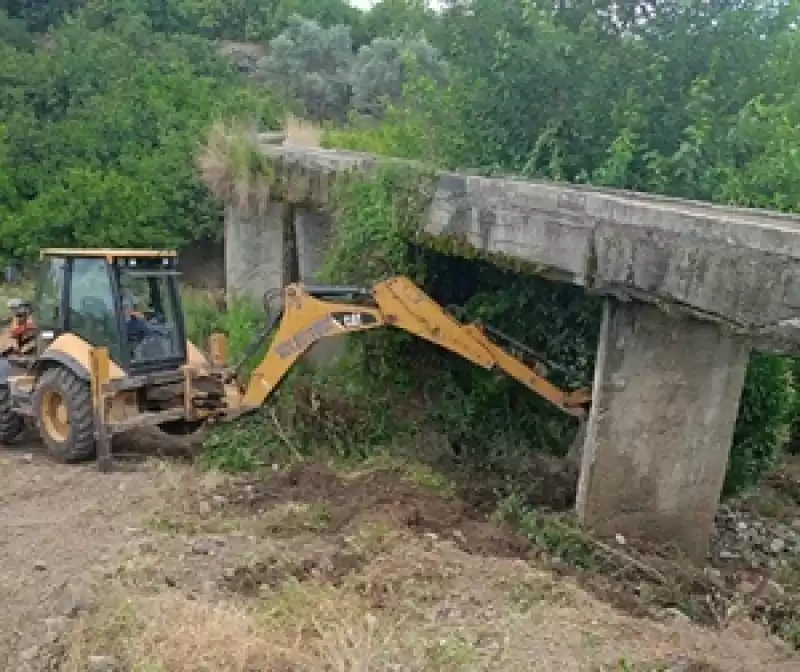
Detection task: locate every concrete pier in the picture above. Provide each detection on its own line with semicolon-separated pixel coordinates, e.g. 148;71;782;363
576;299;750;560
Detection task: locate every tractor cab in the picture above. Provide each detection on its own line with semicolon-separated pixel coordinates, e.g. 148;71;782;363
32;249;187;373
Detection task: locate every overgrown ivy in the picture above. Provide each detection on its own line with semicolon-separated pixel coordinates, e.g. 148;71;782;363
315;163;596;477
308;160;795;496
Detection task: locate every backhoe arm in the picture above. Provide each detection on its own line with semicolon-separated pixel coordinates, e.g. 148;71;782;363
240;276;591;418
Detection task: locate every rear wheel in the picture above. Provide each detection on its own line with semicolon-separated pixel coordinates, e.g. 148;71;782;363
33;367;97;463
0;385;25;443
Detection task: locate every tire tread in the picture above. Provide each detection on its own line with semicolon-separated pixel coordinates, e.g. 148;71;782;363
0;385;24;443
34;367;96;463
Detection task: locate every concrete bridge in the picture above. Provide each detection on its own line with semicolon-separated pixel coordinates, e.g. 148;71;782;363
223;143;800;561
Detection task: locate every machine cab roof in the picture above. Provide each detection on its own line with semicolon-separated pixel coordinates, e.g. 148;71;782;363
40;248;178;259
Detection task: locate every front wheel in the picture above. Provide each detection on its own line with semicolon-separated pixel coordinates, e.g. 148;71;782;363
0;385;25;443
32;367;97;463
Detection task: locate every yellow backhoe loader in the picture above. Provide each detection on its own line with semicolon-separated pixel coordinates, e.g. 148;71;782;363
0;249;591;471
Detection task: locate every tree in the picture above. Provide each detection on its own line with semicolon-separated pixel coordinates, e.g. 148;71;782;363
262;14;354;121
0;0;84;31
350;35;447;118
362;0;437;40
0;12;283;262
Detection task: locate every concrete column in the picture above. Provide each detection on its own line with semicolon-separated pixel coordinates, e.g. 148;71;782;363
294;207;344;365
576;298;750;561
295;208;333;283
224;203;286;304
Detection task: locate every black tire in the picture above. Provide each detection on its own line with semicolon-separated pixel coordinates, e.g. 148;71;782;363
32;366;97;463
0;385;25;443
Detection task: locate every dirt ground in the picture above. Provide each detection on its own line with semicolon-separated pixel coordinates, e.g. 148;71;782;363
1;434;798;672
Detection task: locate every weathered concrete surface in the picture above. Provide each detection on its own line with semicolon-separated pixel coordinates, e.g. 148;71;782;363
261;144;800;354
295;208;333;283
221;142;797;559
225;203;286;302
294;207;345;364
576;299;750;560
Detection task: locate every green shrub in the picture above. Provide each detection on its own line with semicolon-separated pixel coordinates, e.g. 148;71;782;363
726;353;796;493
306;161;798;497
182;289;266;368
790;357;800;455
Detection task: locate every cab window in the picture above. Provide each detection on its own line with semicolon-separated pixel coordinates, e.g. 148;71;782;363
68;257;122;361
34;257;66;330
119;269;183;364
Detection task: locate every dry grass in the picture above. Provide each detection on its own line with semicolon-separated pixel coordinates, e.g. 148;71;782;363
196;119;274;217
283;114;323;148
63;592;283;672
57;458;800;671
63;523;800;672
62;580;484;672
195;114;320;218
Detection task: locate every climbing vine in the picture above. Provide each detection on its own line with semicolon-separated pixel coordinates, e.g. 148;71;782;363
201;151;796;498
313;158;796;496
316;162;598;481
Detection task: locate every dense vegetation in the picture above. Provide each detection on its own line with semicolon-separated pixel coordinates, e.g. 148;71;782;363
1;0;798;496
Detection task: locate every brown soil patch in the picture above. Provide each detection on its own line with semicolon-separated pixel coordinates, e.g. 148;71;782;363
172;457;799;653
205;461;531;558
3;435;797;671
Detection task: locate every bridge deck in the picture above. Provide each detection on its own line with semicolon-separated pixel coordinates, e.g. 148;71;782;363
263;144;800;354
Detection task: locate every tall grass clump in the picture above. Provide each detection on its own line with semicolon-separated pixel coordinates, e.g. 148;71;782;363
181;288;266;366
196;119;275;218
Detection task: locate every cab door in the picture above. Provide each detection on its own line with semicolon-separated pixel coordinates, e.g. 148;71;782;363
65;256;124;364
33;255;66;355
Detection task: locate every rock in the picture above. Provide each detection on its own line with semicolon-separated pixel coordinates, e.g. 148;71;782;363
19;645;39;662
44;616;69;643
663;607;692;624
57;585;93;617
763;579;785;599
87;654;119;672
769;537;786;554
33;561;47;571
190;540;211;555
21;453;33;463
661;659;703;672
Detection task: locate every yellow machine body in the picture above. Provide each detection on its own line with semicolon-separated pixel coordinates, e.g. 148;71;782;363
0;249;590;471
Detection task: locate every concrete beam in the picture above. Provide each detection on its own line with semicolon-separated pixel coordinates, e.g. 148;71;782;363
261;144;800;354
576;298;750;561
